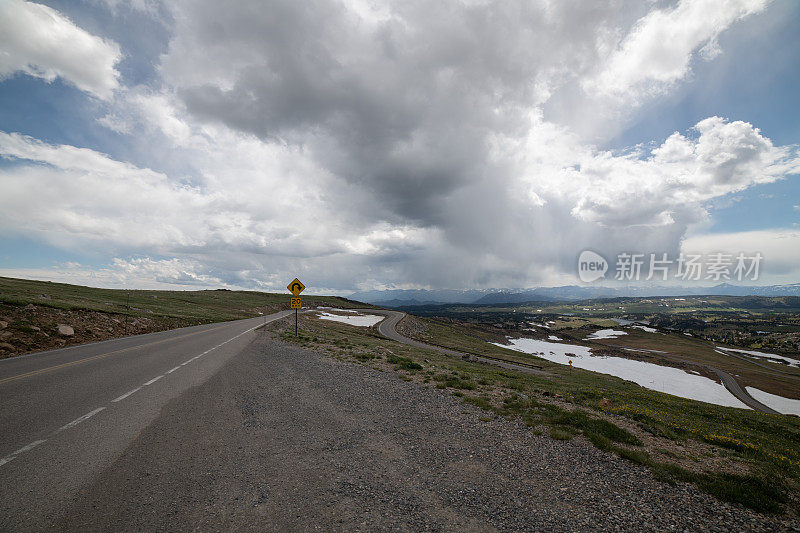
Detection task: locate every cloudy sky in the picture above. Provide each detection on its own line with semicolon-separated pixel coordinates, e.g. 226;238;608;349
1;0;799;294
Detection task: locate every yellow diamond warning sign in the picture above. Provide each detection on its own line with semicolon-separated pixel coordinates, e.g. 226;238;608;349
287;278;305;296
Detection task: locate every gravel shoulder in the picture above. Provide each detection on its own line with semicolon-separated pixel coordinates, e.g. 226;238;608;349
57;332;798;532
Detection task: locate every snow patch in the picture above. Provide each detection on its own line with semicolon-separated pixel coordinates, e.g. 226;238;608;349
317;311;384;327
587;329;627;340
716;347;800;368
745;387;800;416
494;337;750;409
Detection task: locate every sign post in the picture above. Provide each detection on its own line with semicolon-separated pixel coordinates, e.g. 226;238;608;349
287;278;305;337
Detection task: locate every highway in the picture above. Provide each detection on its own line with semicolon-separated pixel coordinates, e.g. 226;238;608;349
0;309;793;531
367;309;550;376
0;310;292;530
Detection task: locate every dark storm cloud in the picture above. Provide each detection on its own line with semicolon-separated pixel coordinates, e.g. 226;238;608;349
166;0;619;226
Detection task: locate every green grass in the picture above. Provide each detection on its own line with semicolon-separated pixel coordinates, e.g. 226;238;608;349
694;473;786;515
549;428;574;441
585;432;614;452
547;410;641;446
386;354;423;370
616;447;650;466
0;276;366;324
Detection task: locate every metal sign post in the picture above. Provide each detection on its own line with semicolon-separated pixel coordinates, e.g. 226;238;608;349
290;297;302;335
287;279;305;337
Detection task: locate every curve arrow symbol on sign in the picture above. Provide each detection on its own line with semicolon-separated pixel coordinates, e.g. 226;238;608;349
287;278;305;296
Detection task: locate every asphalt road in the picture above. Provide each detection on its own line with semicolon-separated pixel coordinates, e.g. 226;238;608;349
708;367;780;414
0;310;292;530
366;309;550;376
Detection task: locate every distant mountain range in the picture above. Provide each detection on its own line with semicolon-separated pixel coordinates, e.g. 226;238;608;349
350;283;800;307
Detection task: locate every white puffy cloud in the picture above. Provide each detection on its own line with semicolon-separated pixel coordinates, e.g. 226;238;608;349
584;0;768;102
0;0;122;99
0;131;335;254
524;116;800;228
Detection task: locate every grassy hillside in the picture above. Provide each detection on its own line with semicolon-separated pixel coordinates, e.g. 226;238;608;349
0;276;364;321
0;276;367;357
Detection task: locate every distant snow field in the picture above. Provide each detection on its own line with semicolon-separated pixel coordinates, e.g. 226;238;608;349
631;325;658;333
716;347;800;368
494;337;750;409
317;310;384;327
745;387;800;416
587;329;627;340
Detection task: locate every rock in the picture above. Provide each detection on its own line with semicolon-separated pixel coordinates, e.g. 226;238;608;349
0;320;7;329
31;326;41;332
24;304;35;310
0;331;11;339
0;342;14;351
57;325;75;337
599;397;613;409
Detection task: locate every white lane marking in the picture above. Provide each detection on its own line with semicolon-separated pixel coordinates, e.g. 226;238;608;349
1;317;283;469
0;439;47;467
176;322;265;368
112;387;142;403
13;439;47;455
59;407;105;432
143;375;163;386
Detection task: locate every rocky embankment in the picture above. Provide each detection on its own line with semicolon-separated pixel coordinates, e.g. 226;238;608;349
0;303;195;358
